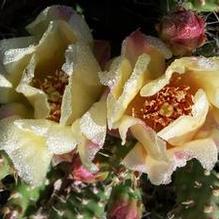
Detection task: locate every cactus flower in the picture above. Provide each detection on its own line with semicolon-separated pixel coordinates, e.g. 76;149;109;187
156;8;206;56
0;6;104;185
100;31;219;185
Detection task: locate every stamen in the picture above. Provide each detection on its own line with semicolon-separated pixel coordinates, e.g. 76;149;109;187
127;75;194;132
32;70;69;122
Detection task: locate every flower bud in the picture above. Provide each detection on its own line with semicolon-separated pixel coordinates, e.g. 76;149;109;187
157;8;206;55
107;182;142;219
108;199;141;219
71;156;107;183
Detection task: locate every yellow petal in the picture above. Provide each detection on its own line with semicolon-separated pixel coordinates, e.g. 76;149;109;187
122;142;147;172
71;99;107;172
211;107;219;125
116;114;168;161
99;56;132;99
169;138;218;171
194;111;219;148
118;115;143;145
0;117;52;185
72;120;98;172
16;56;50;119
158;89;209;145
140;57;189;97
26;5;93;44
122;143;172;185
0;37;36;103
149;138;218;184
17;20;77;119
0;36;36;71
80;99;107;146
60;42;102;125
0;74;19;103
140;56;219;111
0;37;36;88
35;20;76;65
209;129;219;148
122;31;171;77
123;137;217;185
0;36;36;56
78;140;100;173
130;123;168;161
144;156;175;185
171;57;219;109
107;53;151;129
14;119;77;155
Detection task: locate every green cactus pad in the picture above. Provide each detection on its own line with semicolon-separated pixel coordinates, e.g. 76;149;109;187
170;160;219;219
1;180;43;219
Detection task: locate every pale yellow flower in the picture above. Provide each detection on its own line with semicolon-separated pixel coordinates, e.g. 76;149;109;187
101;31;219;185
0;6;103;185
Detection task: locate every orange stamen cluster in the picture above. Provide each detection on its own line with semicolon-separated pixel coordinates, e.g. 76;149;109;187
127;75;194;132
32;70;69;122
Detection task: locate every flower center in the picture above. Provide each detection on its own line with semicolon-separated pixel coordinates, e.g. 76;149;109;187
126;75;194;132
32;70;69;122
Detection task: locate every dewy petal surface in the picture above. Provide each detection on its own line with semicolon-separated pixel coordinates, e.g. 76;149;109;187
0;5;103;186
130;123;168;161
0;117;77;185
170;138;218;171
101;31;171;129
16;55;50;119
80;99;107;146
0;5;93;105
122;30;171;77
140;56;219;107
107;53;151;129
60;42;102;125
122;143;174;185
122;142;148;173
105;33;218;185
26;5;93;44
0;117;52;185
123;138;217;185
71;120;97;172
16;20;77;119
71;99;107;172
13;119;77;155
118;115;143;145
99;56;132;98
0;37;36;103
116;114;168;161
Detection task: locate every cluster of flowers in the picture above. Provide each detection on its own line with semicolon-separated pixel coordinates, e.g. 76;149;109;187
0;5;219;189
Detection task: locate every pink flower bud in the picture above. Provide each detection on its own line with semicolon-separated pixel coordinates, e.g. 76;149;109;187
107;182;142;219
71;156;107;183
108;198;141;219
157;8;206;55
